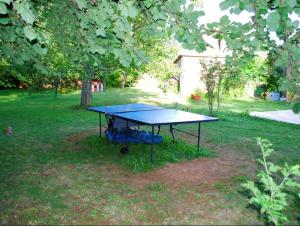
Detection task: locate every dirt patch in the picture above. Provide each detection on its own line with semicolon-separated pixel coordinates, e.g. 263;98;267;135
101;150;256;188
66;128;99;149
66;128;257;188
134;152;254;187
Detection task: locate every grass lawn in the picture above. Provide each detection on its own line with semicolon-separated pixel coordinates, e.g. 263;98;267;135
0;88;299;224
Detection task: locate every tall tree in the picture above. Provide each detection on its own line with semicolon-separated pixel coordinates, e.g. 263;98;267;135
42;0;208;106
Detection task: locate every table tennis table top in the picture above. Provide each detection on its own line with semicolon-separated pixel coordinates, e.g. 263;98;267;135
114;108;218;125
88;103;218;126
88;103;163;114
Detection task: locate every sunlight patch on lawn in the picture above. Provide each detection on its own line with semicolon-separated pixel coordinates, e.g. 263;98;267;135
0;94;18;102
135;91;190;106
67;90;81;95
229;109;244;113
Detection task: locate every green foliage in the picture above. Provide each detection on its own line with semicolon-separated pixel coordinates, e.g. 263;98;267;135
254;85;266;98
200;60;225;116
242;138;300;225
45;0;207;69
220;56;271;97
235;57;281;98
192;88;205;96
0;0;48;68
216;0;300;108
267;11;281;32
291;97;300;114
2;0;208;105
145;40;180;93
14;1;36;25
2;0;299;109
0;59;26;88
292;102;300;114
221;62;247;97
96;66;139;89
23;26;38;42
46;0;208;105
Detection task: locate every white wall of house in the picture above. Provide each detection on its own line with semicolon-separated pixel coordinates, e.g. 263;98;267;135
179;56;205;96
178;55;225;96
175;37;266;97
176;38;227;97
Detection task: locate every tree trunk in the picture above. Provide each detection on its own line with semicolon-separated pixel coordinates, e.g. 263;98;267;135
80;65;93;107
54;74;60;97
102;78;106;89
121;74;127;88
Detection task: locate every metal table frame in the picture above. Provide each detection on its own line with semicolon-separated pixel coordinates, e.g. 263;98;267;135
89;104;218;163
98;112;206;162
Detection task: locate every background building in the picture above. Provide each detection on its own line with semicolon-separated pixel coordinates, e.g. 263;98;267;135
174;38;226;96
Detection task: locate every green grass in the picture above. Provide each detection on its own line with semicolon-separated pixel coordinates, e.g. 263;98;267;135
82;135;214;172
0;88;299;224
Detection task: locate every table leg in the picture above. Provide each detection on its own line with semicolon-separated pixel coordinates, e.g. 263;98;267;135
120;120;130;154
197;122;201;153
157;125;161;135
126;120;129;149
170;125;175;142
151;125;154;162
99;113;102;137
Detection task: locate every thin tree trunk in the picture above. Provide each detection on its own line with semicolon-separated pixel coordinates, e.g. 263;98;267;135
216;74;223;112
54;74;60;97
80;65;93;107
102;79;106;89
121;74;127;88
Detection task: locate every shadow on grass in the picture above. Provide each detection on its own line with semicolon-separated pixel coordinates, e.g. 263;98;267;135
90;88;162;107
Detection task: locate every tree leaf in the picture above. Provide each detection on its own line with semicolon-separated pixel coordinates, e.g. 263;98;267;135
286;0;297;8
219;0;236;10
89;45;105;55
292;102;300;114
76;0;87;10
143;0;152;8
14;1;35;24
267;11;281;31
34;63;49;75
0;17;9;25
127;4;138;18
33;43;48;55
0;2;7;14
120;1;138;18
23;26;38;42
113;48;132;67
0;0;12;4
292;20;299;28
95;27;106;37
207;22;219;30
220;15;230;25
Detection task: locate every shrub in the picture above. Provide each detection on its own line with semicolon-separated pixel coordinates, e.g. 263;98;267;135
292;96;300;114
242;138;300;225
192;88;205;96
292;102;300;114
200;60;224;116
254;85;267;98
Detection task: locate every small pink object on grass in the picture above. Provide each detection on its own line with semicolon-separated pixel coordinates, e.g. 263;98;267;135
6;126;13;135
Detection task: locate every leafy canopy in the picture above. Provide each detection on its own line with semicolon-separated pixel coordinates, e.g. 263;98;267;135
214;0;300;98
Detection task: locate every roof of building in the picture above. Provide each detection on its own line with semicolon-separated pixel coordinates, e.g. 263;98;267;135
174;39;268;64
174;49;226;63
174;37;228;63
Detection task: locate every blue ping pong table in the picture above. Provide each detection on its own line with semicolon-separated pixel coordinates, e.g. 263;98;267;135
88;103;218;162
